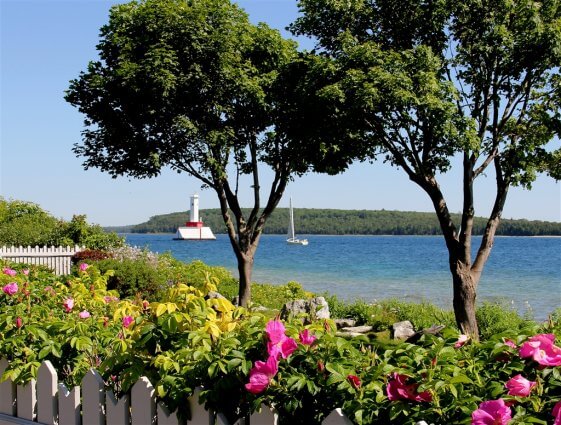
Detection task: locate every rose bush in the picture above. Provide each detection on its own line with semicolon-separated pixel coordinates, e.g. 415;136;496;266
1;260;560;424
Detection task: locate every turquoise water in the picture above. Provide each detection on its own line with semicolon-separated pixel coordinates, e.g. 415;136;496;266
124;234;561;319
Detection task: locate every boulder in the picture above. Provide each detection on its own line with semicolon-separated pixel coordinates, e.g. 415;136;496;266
206;291;225;300
280;297;330;323
334;318;357;329
392;320;415;340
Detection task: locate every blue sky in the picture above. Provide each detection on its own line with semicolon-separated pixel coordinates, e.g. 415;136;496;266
1;0;559;226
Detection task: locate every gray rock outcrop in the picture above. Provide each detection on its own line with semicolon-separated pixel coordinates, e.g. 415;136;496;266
392;320;416;340
280;297;330;323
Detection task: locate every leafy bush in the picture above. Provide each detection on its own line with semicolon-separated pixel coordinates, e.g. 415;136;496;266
476;301;534;340
0;198;123;250
94;257;169;299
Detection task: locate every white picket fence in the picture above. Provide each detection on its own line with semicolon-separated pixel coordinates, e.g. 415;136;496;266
0;246;84;276
0;359;355;425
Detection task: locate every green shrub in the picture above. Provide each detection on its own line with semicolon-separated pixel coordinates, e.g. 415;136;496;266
94;257;168;298
475;301;534;340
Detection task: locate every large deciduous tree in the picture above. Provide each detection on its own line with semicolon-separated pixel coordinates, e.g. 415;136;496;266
282;0;561;338
65;0;303;306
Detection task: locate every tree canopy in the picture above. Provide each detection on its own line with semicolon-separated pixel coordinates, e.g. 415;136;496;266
65;0;310;306
277;0;561;337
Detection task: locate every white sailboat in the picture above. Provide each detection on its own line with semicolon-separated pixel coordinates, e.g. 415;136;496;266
286;197;308;246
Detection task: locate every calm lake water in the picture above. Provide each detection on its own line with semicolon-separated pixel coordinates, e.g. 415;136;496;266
124;234;561;320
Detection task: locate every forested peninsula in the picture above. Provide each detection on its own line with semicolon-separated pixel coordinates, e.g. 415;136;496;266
108;209;561;236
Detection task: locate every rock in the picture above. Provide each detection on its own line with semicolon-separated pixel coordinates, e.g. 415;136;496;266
280;297;330;323
252;305;269;312
334;318;357;329
336;331;365;338
341;325;373;333
392;320;415;340
406;325;446;344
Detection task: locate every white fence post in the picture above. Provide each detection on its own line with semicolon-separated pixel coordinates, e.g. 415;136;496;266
82;369;105;425
58;384;80;425
37;361;57;425
15;381;36;421
131;377;156;425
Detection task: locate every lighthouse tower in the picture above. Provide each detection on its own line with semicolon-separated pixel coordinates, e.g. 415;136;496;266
174;194;216;240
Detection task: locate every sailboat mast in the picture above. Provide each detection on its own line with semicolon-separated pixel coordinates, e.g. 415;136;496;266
289;197;295;239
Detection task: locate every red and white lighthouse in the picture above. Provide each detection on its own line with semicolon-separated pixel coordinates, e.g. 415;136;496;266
174;194;216;240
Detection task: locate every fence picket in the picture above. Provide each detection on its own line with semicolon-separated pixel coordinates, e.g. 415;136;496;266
15;381;36;421
37;361;57;425
187;387;212;425
58;383;80;425
250;405;278;425
131;377;156;425
107;390;130;425
157;402;181;425
0;359;16;416
82;369;105;425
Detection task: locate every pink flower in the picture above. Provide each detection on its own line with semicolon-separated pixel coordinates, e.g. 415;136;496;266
265;319;286;344
505;374;536;397
519;334;561;366
79;263;89;271
2;282;18;295
15;317;22;328
268;337;298;359
2;267;17;277
22;269;29;276
386;373;432;402
79;310;91;319
245;356;278;394
503;339;517;349
347;374;361;389
455;334;469;348
299;329;317;346
471;399;512;425
122;316;134;328
553;401;561;425
63;298;74;313
104;295;118;303
265;319;297;359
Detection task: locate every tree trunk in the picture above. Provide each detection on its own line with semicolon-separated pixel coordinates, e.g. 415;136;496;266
451;260;479;340
236;251;254;307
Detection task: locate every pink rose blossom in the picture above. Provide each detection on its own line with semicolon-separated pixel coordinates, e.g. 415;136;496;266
505;374;536;397
22;269;29;276
268;337;298;360
347;374;361;389
63;298;74;313
299;329;317;346
265;319;286;344
2;268;16;277
15;317;22;328
454;334;469;348
79;310;91;319
245;356;278;394
386;373;432;402
79;263;89;271
122;316;134;328
104;295;119;303
471;399;512;425
519;334;561;367
2;282;18;295
265;319;297;359
503;339;517;349
553;401;561;425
